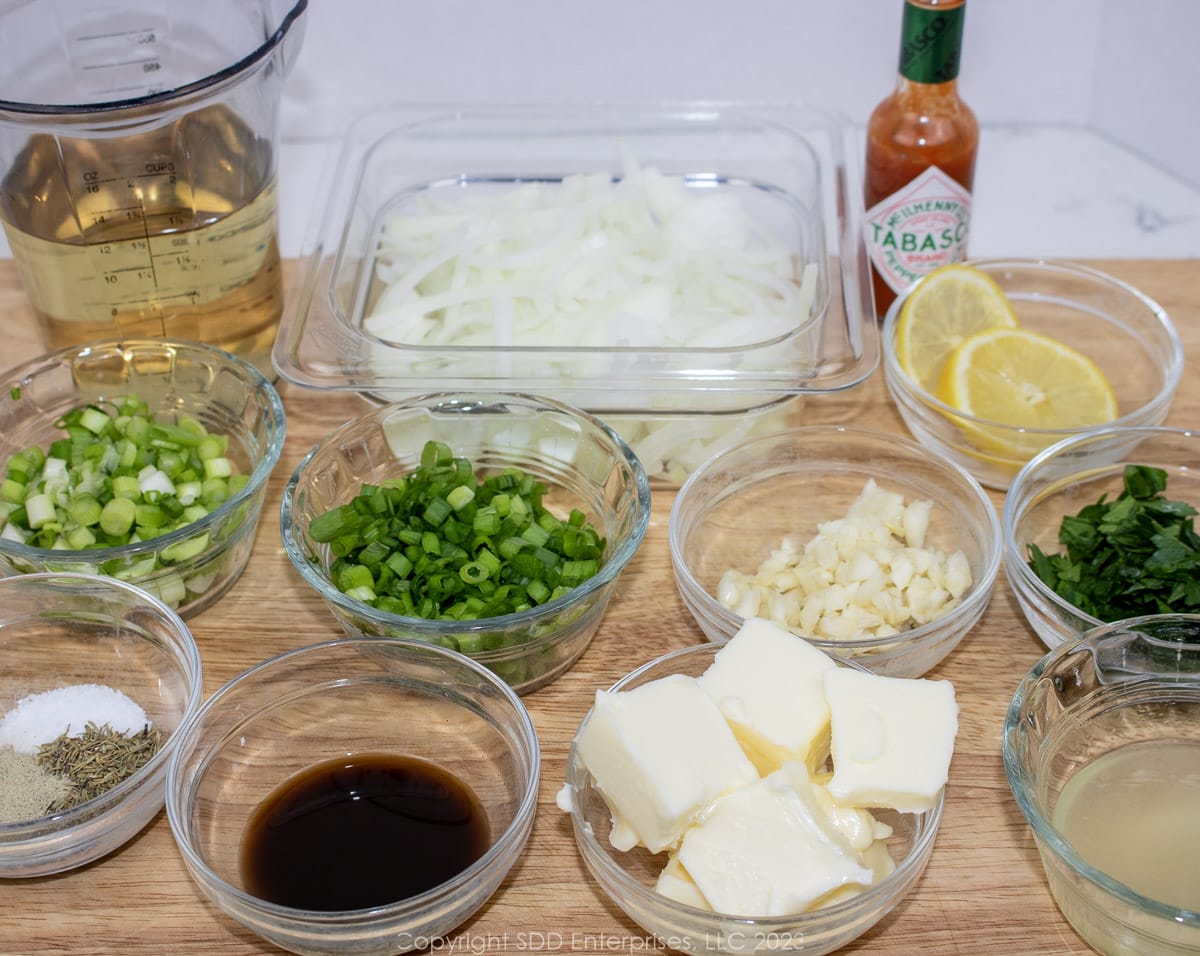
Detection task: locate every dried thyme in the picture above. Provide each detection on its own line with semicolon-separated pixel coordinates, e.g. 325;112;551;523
35;721;162;812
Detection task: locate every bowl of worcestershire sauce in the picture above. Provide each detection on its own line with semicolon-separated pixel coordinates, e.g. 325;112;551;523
165;638;539;956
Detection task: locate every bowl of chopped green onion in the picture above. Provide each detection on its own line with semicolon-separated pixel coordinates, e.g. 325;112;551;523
1003;425;1200;649
0;339;286;616
280;392;651;693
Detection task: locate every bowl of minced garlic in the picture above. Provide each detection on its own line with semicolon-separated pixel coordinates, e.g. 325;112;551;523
0;572;201;877
669;425;1001;677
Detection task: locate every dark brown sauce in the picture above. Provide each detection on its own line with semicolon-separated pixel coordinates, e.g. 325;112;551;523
239;753;491;911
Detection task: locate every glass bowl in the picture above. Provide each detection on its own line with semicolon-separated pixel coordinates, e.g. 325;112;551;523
166;637;540;956
669;425;1000;677
1003;425;1200;649
280;391;651;694
0;339;286;616
1003;615;1200;954
882;259;1183;490
563;642;946;955
0;572;203;877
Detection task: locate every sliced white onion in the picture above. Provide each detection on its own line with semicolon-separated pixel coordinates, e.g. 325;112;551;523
365;161;816;353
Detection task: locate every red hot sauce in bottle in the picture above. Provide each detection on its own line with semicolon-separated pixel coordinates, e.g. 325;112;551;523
864;0;979;318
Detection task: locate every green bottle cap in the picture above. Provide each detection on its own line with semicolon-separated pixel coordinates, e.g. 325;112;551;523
899;2;966;84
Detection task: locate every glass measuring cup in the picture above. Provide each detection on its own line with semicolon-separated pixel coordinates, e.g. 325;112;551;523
0;0;307;376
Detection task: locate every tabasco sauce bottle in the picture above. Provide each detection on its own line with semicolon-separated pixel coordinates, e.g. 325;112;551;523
863;0;978;318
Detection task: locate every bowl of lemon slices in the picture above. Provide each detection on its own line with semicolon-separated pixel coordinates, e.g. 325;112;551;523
881;260;1183;490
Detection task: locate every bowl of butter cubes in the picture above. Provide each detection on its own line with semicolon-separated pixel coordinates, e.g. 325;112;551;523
559;617;957;955
669;425;1001;677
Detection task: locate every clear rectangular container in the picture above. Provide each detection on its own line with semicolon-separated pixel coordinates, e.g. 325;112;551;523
273;103;878;481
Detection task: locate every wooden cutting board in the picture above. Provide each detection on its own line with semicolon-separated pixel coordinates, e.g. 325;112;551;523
1;259;1197;955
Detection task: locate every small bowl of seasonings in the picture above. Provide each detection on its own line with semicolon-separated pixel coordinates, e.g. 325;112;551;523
165;636;539;956
0;572;202;878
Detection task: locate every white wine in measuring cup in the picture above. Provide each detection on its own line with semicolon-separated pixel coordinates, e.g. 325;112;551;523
0;0;305;376
0;104;282;374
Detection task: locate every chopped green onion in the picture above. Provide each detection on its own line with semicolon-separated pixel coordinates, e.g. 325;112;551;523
112;475;141;500
197;434;226;461
309;440;607;623
520;522;550;548
0;394;248;605
99;497;136;537
337;563;375;593
67;494;103;527
160;532;210;564
202;457;233;479
65;526;96;550
25;493;56;529
422;496;452;527
459;561;489;585
78;405;111;436
155;572;188;607
447;484;475;511
2;478;26;505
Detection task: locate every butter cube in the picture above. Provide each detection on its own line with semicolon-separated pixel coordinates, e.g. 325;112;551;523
698;617;838;774
575;674;759;853
676;763;874;916
809;772;894;851
655;854;711;910
823;668;958;812
816;841;898;908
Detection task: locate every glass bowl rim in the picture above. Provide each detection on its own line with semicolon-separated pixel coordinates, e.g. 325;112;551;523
0;338;287;563
1001;613;1200;926
1001;424;1200;640
667;423;1002;651
0;570;203;839
279;391;652;636
564;641;947;926
880;257;1184;434
164;634;541;923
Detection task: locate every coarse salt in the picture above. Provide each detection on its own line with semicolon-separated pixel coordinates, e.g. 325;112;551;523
0;684;150;754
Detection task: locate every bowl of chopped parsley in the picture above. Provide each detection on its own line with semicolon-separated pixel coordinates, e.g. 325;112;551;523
1003;425;1200;648
0;340;285;617
280;393;651;693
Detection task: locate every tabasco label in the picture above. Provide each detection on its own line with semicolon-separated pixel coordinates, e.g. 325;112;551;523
863;165;972;295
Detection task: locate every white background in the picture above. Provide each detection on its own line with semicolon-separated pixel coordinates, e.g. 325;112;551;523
280;0;1200;188
272;0;1200;259
2;0;1198;260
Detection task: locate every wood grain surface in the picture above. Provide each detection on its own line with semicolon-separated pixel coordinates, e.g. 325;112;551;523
1;259;1197;956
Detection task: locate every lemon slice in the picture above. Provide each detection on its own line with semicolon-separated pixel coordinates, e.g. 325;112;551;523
894;264;1019;392
937;327;1119;456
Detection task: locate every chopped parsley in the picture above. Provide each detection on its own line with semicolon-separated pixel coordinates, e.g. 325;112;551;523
1028;464;1200;620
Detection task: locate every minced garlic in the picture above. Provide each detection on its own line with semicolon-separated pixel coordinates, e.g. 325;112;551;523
716;479;972;641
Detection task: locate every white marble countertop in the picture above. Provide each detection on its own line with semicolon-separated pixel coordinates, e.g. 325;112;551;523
967;125;1200;259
